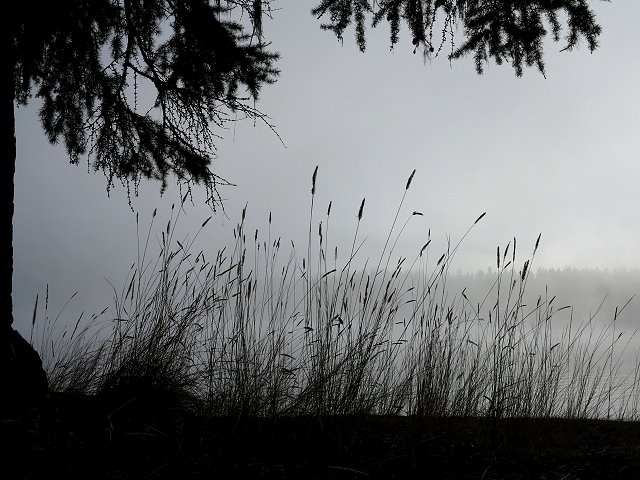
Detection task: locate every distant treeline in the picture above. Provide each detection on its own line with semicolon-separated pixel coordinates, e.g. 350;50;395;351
439;267;640;328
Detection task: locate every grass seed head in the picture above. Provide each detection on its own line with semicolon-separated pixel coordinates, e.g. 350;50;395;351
521;260;529;281
357;198;365;220
406;169;416;190
312;165;318;195
419;240;431;257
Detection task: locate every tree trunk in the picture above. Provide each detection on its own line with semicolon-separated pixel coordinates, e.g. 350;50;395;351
1;22;49;418
1;4;15;333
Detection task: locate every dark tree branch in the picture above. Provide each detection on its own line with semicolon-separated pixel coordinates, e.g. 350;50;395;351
313;0;607;76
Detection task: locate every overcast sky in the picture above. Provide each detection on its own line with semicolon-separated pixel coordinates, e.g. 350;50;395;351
12;1;640;336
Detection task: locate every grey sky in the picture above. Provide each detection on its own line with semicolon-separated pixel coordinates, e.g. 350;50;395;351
13;1;640;336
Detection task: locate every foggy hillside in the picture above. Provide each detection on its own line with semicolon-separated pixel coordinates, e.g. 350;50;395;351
443;267;640;330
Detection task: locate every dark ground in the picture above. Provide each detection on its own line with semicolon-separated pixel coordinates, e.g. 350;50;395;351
2;393;640;479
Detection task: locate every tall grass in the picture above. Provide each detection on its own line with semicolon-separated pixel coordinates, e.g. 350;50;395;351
36;169;640;420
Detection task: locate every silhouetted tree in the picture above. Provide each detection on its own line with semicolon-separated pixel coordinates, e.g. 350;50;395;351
2;0;278;414
3;0;605;413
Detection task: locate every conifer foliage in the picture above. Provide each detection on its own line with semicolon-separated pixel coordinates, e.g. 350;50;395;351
12;0;279;205
312;0;606;76
5;0;278;320
2;0;277;413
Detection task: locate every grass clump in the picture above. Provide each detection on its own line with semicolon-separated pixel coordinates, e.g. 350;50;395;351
35;168;640;422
